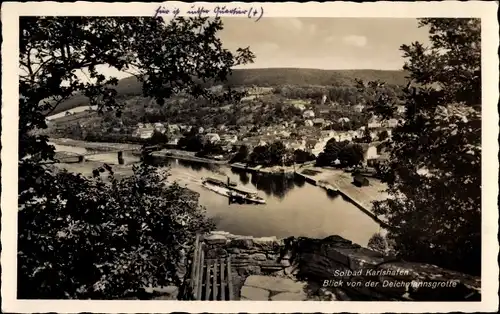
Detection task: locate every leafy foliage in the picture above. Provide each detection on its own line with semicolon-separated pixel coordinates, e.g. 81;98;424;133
316;139;365;168
248;141;293;167
18;16;253;299
18;165;214;299
367;233;388;254
293;149;316;164
177;134;205;152
230;144;250;163
147;130;170;146
364;18;481;275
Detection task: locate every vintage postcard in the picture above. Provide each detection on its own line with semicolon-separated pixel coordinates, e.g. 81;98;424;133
1;1;499;313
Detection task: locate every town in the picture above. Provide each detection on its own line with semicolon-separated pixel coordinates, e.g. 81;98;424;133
47;84;403;178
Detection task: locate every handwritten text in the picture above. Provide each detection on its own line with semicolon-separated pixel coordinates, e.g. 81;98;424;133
154;5;264;22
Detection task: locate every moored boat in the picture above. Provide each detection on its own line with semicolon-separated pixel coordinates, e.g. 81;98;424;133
201;177;266;204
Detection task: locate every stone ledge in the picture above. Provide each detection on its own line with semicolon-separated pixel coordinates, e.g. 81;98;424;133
196;232;481;301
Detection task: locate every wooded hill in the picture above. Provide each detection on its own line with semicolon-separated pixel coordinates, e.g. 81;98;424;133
51;68;408;115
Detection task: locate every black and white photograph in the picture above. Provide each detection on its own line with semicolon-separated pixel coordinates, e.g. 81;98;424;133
1;1;498;313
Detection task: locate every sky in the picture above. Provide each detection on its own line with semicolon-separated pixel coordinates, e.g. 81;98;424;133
219;17;431;70
97;17;431;81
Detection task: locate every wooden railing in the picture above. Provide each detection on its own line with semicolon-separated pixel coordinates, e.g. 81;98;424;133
189;234;234;300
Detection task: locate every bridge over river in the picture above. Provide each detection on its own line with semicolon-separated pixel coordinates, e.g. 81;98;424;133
54;146;144;164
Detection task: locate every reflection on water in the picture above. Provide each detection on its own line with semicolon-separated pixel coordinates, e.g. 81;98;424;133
232;168;301;200
238;172;250;185
51;146;381;246
154;157;308;201
152;157;381;246
326;189;341;200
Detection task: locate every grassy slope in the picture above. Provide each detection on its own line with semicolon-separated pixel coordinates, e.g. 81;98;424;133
52;68;408;115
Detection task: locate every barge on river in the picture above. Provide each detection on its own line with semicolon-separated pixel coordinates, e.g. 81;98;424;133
201;177;266;204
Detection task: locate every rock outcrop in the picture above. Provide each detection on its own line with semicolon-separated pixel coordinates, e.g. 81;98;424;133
197;231;481;301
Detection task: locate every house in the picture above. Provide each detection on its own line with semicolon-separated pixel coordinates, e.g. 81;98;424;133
279;130;291;138
154;123;166;134
353;174;370;187
284;139;305;150
382;119;399;128
316;105;332;115
358;143;380;164
167;137;180;146
338;117;350;124
167;124;180;133
221;134;238;143
304;119;314;127
133;128;154;139
294;103;306;111
242;137;267;148
205;133;221;143
350;129;363;139
332;131;353;142
367;117;382;129
303;110;315;119
354;104;365;113
367;153;390;167
364;145;378;161
396;105;406;114
312;118;326;127
305;139;318;151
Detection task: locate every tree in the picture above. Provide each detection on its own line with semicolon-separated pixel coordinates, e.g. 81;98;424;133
293;149;316;164
249;144;272;166
364;18;481;275
315;138;345;167
18;16;254;299
147;130;169;146
378;130;389;141
230;144;249;163
337;144;365;167
178;134;205;152
367;232;388;254
361;127;372;143
268;141;288;166
198;141;224;157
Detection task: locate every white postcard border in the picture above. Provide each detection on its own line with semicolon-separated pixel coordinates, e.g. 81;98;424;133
2;1;499;313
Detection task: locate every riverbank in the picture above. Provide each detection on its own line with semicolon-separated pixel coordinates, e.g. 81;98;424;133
50;137;142;152
230;161;314;175
50;138;389;228
295;166;391;228
50;138;311;174
51;141;383;246
152;149;228;165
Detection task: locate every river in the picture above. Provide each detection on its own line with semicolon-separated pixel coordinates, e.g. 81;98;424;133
50;143;381;246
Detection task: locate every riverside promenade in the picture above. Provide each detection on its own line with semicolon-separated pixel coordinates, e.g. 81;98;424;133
295;166;391;228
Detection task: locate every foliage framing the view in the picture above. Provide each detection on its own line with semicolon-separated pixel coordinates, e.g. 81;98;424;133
363;18;481;275
18;16;254;299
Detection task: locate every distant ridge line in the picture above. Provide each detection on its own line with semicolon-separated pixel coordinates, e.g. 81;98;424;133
51;67;408;115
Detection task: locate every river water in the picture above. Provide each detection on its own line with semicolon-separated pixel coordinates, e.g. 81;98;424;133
50;143;380;246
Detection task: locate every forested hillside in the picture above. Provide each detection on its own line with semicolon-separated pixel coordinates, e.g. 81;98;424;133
50;68;408;114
